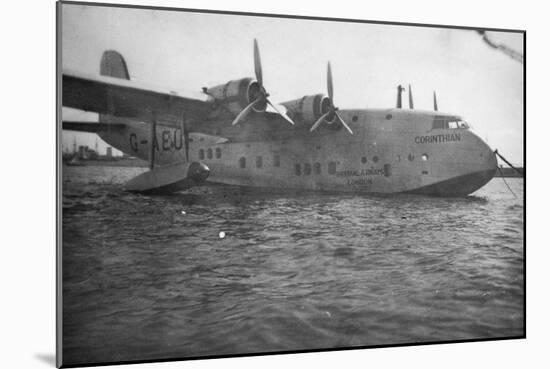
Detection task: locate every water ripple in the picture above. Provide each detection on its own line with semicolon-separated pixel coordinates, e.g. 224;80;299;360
61;166;524;365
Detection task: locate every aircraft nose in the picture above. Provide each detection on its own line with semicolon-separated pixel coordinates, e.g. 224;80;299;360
482;141;498;173
187;161;210;183
462;133;498;193
474;135;498;183
487;147;498;171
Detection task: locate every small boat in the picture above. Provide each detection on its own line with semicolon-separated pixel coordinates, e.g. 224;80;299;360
66;156;85;166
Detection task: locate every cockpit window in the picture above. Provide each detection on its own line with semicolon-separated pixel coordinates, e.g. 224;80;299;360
432;116;469;130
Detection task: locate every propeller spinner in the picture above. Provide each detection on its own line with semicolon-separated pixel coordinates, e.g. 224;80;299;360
231;39;295;126
309;62;353;135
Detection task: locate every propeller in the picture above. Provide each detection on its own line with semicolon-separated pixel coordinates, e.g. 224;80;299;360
309;62;353;135
232;39;295;126
433;91;438;111
408;84;414;109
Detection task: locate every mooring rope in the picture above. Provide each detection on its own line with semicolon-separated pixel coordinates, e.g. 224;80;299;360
476;31;524;64
494;149;523;177
494;149;521;198
496;165;518;198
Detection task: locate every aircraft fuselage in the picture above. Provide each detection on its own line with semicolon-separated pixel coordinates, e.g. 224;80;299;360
98;108;497;196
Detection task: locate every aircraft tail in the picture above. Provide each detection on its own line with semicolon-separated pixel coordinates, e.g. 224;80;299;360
99;50;129;125
100;50;130;79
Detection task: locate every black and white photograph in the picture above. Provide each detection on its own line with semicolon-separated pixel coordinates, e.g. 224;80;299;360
57;1;524;367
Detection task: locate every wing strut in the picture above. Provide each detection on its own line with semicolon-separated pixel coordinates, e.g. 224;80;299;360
149;117;157;170
182;113;190;162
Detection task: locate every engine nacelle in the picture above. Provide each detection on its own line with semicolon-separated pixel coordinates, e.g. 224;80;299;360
281;94;334;125
205;78;266;116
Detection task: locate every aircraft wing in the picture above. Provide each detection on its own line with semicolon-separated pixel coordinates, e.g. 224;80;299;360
62;121;127;133
62;69;213;127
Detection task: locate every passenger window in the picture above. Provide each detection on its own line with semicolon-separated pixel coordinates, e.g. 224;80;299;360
207;148;213;159
273;155;280;167
239;157;246;168
328;162;336;175
256;156;263;168
314;162;321;175
215;148;221;159
304;163;311;175
295;164;301;176
199;149;205;160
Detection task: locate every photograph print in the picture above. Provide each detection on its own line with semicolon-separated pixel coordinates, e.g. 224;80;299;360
58;1;525;367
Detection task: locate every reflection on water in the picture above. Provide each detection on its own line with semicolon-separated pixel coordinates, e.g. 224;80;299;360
62;165;524;365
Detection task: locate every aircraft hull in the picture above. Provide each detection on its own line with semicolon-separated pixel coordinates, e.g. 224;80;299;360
405;168;496;197
97;109;497;196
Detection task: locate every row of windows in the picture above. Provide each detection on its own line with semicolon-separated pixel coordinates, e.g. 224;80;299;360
362;156;378;163
237;155;337;175
237;156;411;178
198;148;222;160
239;156;276;169
201;149;382;168
201;149;427;170
404;153;429;162
294;162;328;176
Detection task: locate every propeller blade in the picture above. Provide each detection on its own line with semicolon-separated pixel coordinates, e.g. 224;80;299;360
231;97;261;126
327;62;334;101
267;99;295;125
253;39;263;86
408;84;414;109
335;111;353;135
433;91;438;111
309;111;332;132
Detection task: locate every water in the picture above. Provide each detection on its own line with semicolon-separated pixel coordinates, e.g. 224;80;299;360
61;165;524;366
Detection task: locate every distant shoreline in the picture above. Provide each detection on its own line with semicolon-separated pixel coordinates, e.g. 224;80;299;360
495;167;524;178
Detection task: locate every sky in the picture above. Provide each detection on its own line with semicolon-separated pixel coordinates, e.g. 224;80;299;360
61;3;524;165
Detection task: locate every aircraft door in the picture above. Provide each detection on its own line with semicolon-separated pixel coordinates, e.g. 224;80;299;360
420;152;431;179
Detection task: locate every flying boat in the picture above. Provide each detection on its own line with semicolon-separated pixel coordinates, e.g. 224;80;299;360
62;39;497;196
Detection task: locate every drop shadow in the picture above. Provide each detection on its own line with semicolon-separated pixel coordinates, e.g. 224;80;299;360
34;353;56;367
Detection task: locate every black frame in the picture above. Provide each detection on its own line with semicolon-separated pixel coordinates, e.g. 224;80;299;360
56;1;526;367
